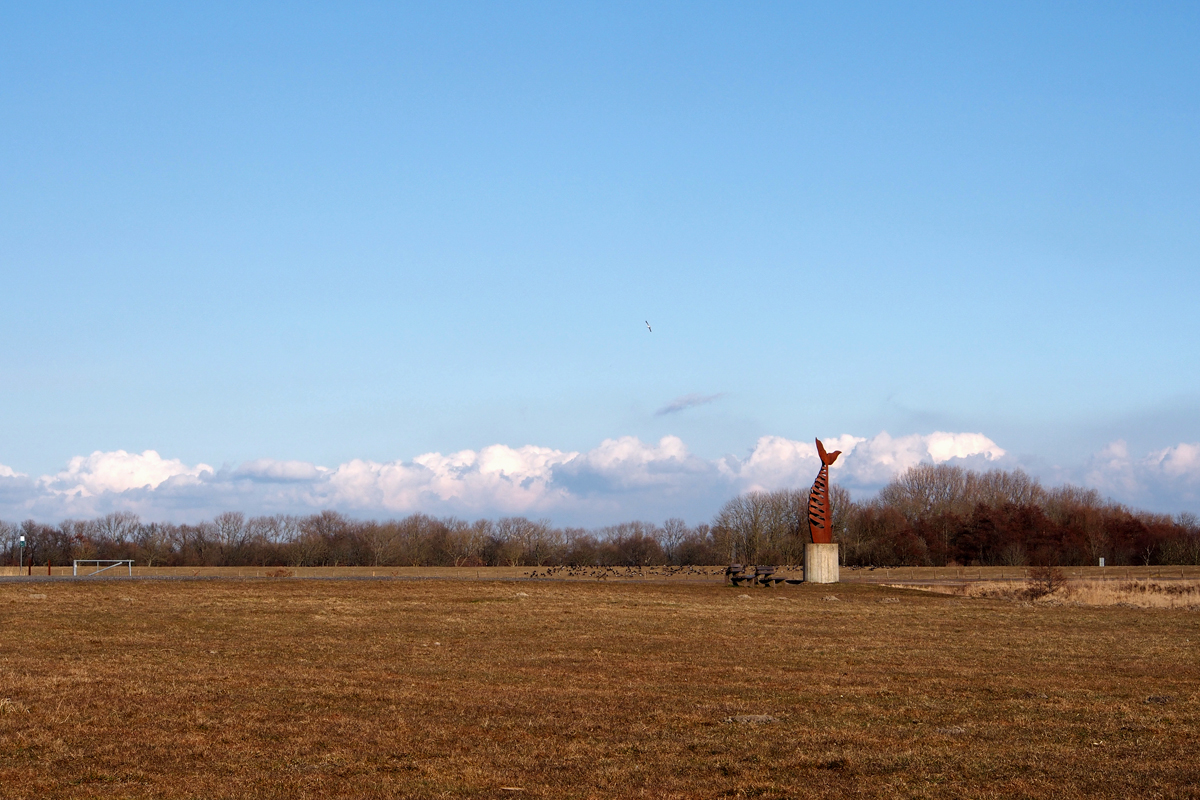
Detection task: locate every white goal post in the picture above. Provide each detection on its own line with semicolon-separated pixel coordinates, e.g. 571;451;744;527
73;560;134;577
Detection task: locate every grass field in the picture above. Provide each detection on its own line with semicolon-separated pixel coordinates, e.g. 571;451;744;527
1;577;1198;798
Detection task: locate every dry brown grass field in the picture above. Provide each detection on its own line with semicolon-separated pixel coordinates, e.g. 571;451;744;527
1;576;1198;799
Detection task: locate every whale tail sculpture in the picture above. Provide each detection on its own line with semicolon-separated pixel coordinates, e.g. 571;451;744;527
808;438;842;544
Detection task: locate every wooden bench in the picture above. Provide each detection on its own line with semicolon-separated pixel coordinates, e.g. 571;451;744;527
756;566;787;586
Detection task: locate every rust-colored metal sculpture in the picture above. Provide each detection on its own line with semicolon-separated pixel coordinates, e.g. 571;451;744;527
807;438;842;544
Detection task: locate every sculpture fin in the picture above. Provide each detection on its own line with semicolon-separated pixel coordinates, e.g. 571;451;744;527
816;441;844;465
815;438;841;466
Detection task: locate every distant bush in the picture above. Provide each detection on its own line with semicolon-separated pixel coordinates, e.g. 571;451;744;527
1026;566;1068;599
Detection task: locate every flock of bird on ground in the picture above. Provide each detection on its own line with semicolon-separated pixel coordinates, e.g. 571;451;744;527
523;565;725;580
522;564;886;583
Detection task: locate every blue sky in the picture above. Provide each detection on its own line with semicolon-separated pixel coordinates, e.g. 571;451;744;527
2;2;1199;522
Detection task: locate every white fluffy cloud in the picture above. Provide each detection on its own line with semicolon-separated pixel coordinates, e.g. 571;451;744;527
1150;442;1200;481
38;450;213;497
3;432;1198;523
236;459;328;482
318;437;714;518
1084;440;1200;508
726;431;1005;492
564;436;710;489
327;443;578;513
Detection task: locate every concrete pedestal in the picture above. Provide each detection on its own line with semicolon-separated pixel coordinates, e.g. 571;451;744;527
804;543;839;583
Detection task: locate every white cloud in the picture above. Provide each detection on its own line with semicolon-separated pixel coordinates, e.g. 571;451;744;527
6;432;1200;524
724;431;1005;493
315;437;713;517
327;443;578;513
1151;442;1200;481
39;450;213;498
236;459;328;482
566;435;706;488
310;432;1004;515
1084;439;1200;507
721;435;821;492
926;432;1006;463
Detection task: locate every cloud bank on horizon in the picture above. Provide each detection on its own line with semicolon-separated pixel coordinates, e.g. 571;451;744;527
3;432;1199;524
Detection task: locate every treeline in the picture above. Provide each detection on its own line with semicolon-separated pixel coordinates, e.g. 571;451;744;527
713;464;1200;567
0;512;723;569
3;465;1199;568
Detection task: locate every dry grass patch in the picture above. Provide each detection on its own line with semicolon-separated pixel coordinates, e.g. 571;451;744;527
1065;579;1200;608
910;578;1200;609
1;580;1198;798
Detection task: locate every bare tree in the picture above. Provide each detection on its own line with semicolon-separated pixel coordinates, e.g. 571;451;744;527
975;468;1045;508
1169;512;1200;565
599;521;663;566
714;493;767;563
713;491;805;564
96;512;141;545
879;464;971;522
135;522;172;567
360;521;399;566
1045;485;1107;563
0;520;18;564
659;518;689;565
212;511;250;563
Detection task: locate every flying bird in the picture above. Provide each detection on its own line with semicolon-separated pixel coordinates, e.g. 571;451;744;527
645;320;652;332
